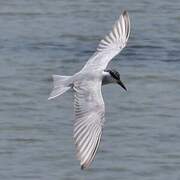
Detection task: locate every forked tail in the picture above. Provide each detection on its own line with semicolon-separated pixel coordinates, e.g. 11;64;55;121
48;75;72;100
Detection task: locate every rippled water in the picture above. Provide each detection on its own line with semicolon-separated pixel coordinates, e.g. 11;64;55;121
1;0;180;179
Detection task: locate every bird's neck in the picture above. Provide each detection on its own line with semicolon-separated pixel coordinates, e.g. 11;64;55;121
102;71;115;85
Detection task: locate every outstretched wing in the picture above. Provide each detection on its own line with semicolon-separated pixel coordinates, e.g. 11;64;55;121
73;80;105;169
82;11;130;71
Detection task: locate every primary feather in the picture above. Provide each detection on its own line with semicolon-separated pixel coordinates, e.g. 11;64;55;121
82;10;130;71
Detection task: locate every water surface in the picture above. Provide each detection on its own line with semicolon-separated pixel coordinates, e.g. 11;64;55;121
0;0;180;179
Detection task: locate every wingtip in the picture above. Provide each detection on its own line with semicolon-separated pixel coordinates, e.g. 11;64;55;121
122;10;130;40
48;94;54;100
123;10;128;17
80;162;90;170
81;164;87;170
48;97;52;100
81;165;84;170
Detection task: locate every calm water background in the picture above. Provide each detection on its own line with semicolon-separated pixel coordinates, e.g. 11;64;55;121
0;0;180;179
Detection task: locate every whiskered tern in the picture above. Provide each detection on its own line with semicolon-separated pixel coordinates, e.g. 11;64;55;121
48;11;130;169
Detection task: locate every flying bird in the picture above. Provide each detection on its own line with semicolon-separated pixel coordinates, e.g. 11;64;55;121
48;11;130;169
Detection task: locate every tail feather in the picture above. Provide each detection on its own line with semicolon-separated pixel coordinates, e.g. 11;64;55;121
48;75;71;100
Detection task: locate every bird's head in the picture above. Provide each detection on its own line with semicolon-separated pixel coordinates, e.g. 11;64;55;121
106;69;127;91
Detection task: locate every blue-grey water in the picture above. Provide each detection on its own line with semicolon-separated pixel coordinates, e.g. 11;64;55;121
1;0;180;179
